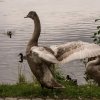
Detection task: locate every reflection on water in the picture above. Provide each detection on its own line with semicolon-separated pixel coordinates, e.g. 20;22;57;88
0;0;100;84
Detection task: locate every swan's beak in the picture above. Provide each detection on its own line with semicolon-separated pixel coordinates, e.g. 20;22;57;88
24;16;28;18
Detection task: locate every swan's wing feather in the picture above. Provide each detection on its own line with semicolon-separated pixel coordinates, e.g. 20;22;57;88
61;45;100;63
50;41;89;56
60;47;100;64
50;41;100;64
31;46;59;64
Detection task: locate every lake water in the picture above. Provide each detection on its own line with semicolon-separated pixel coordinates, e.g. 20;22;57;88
0;0;100;85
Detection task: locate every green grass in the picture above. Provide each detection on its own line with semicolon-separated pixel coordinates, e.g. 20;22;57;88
0;81;100;99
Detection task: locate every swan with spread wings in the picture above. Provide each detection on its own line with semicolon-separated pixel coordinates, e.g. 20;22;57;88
31;41;100;64
25;11;100;88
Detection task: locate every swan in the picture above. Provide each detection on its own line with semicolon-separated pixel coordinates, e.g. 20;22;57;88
25;11;100;88
24;11;64;89
85;56;100;86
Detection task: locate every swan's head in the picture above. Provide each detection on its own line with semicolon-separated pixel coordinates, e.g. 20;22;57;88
24;11;37;19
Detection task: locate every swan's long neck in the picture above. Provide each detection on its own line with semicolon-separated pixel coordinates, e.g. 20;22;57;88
32;15;41;44
86;56;100;67
26;14;41;54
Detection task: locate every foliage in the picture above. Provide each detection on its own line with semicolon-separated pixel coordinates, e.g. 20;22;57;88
0;83;100;99
18;73;26;84
91;19;100;44
54;70;65;82
17;64;27;84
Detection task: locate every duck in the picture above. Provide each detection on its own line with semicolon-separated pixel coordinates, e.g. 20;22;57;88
18;53;26;63
7;31;13;38
66;75;72;81
66;75;77;85
24;11;100;88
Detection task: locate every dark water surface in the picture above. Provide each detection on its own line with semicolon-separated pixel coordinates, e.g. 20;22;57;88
0;0;100;84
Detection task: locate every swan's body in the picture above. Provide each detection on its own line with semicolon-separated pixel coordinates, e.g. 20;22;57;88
7;31;13;38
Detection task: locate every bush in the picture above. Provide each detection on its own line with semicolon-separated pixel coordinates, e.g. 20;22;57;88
91;19;100;44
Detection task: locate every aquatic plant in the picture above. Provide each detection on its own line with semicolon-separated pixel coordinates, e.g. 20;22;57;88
91;19;100;44
17;64;27;84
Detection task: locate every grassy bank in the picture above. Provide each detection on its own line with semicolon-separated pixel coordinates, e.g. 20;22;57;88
0;81;100;99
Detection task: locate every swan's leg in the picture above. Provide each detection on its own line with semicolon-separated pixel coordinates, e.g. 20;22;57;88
49;64;55;76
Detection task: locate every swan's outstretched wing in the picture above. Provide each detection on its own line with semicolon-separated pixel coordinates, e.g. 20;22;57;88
31;46;59;64
50;41;100;64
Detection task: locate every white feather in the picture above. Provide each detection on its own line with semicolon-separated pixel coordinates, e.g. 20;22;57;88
50;41;100;64
30;41;100;64
61;48;100;64
31;46;59;64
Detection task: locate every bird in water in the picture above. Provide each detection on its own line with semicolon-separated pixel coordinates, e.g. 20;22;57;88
24;11;100;88
66;75;72;81
7;31;13;38
1;30;14;38
66;75;77;85
18;53;26;63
